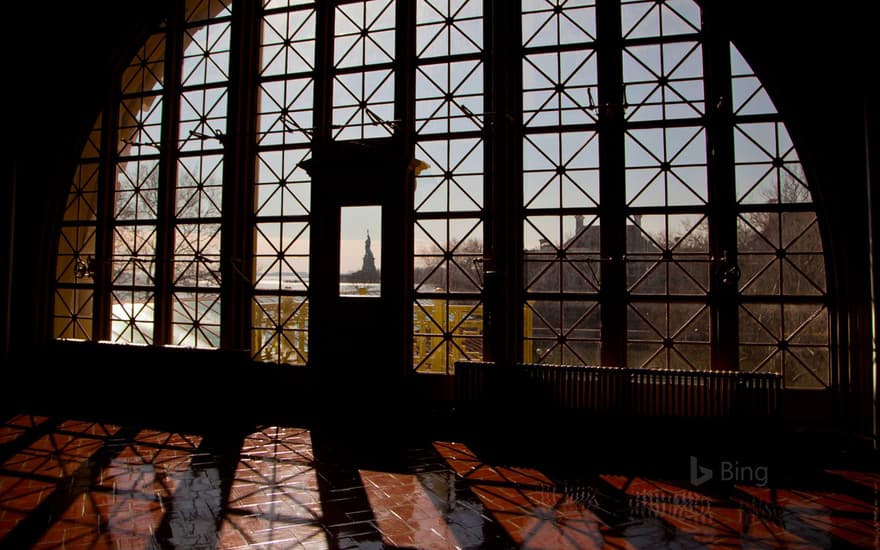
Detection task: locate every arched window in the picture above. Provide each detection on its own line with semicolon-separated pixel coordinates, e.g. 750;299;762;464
53;0;829;389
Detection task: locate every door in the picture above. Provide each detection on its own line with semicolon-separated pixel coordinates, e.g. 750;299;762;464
304;137;412;406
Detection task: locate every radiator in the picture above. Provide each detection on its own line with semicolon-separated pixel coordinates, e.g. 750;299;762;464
454;361;781;419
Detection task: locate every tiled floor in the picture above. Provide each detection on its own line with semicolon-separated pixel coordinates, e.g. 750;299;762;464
0;412;878;549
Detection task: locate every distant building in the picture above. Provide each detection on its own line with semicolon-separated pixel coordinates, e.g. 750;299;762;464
527;215;656;294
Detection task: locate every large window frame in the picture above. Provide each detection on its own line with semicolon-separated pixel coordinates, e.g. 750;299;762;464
53;0;832;389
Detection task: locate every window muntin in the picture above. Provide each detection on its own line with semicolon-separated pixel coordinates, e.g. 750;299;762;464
170;11;231;349
332;0;397;140
518;1;828;386
730;45;828;388
54;117;102;341
413;0;485;374
252;1;316;365
110;31;167;345
522;0;600;366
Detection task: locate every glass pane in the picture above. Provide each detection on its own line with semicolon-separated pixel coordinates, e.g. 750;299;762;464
417;0;483;58
340;205;381;297
524;300;600;365
261;8;316;77
252;295;309;365
54;288;94;341
524;0;597;47
414;300;483;374
334;0;396;68
172;292;221;348
254;222;310;292
621;0;700;40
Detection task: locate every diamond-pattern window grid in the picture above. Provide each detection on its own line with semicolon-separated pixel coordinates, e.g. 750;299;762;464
620;0;701;40
176;155;224;219
55;115;102;341
413;0;485;375
121;33;166;95
415;139;483;213
734;123;809;205
111;291;155;345
332;69;396;140
735;121;825;300
186;0;232;23
256;149;312;217
522;0;597;48
416;0;482;58
739;303;830;388
50;2;832;389
54;288;94;341
110;217;156;345
57;226;98;283
625;214;710;296
172;292;221;348
182;22;231;87
118;95;164;156
252;296;309;365
334;0;395;68
622;41;704;122
174;14;229;349
64;163;100;223
737;212;826;297
261;7;316;77
627;301;710;370
625;127;707;207
254;222;310;292
173;223;222;288
258;78;315;146
524;300;600;366
252;3;316;366
416;60;484;135
523;50;599;127
413;299;482;374
111;226;157;288
730;44;777;116
114;160;160;221
729;44;827;387
413;218;483;293
179;87;228;152
523;131;600;209
523;215;601;293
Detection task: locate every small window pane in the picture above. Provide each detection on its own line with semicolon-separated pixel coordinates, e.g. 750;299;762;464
340;206;381;297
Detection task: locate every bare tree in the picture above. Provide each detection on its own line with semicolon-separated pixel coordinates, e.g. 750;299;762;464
111;163;223;289
415;237;483;294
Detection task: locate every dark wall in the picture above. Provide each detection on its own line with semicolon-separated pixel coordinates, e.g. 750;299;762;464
717;1;875;440
2;2;168;351
1;1;875;440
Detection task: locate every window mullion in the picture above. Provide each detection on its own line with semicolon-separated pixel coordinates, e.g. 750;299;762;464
94;95;120;342
153;1;186;347
221;0;261;351
702;4;739;371
313;1;334;142
596;0;627;367
397;0;417;372
488;0;521;366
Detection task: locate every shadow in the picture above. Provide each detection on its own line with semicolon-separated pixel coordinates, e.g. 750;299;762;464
0;409;876;549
